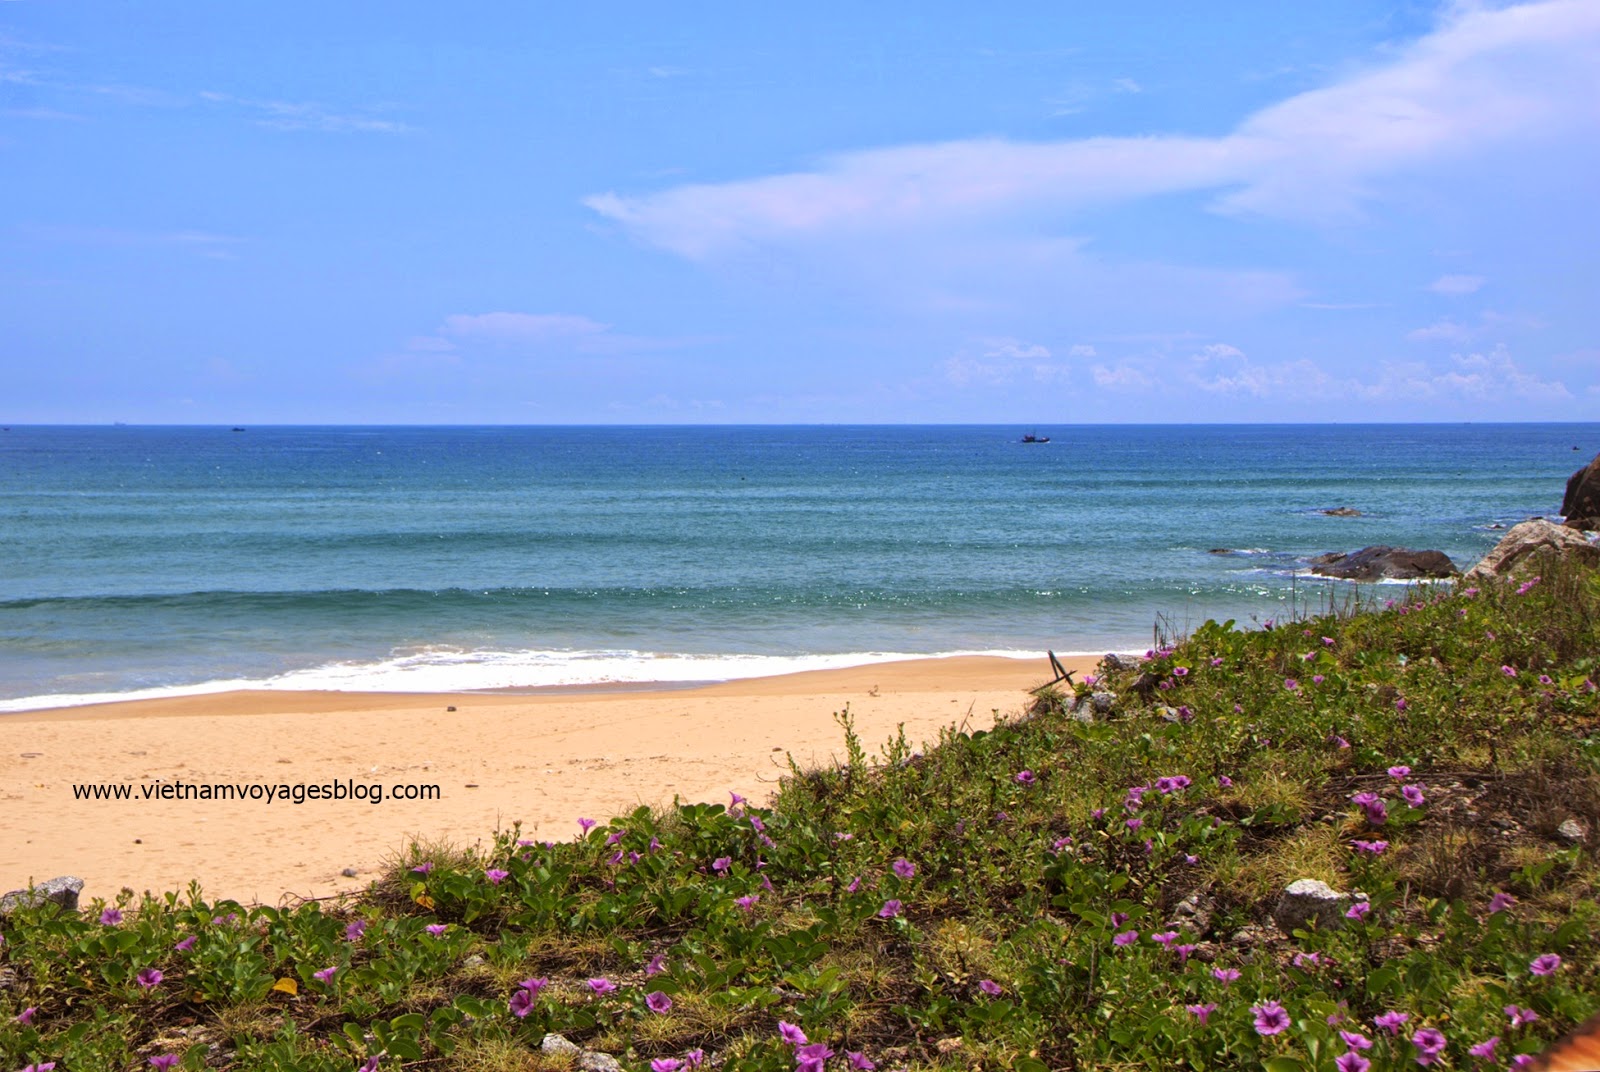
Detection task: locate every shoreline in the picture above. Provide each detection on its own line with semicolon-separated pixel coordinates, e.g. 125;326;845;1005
0;653;1098;906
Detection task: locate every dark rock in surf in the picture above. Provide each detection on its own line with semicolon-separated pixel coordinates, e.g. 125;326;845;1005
1321;507;1362;517
1310;546;1458;581
1562;452;1600;531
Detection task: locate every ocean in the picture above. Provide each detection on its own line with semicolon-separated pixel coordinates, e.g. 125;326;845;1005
1;424;1593;712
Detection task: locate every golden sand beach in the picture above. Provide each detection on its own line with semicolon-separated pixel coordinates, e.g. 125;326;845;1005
1;654;1098;906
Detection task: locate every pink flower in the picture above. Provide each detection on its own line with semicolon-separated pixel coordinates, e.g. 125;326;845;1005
588;978;617;994
892;858;916;880
136;968;163;990
978;979;1002;996
484;868;509;884
1516;576;1540;594
1395;697;1408;711
1346;901;1371;921
847;1052;876;1070
778;1021;808;1046
712;856;732;873
1173;666;1189;677
577;817;596;835
1529;953;1562;976
1187;1002;1217;1024
1412;1027;1447;1066
1505;1005;1539;1027
1212;967;1240;985
410;862;433;874
1253;1001;1290;1036
651;1060;683;1072
1350;791;1387;825
1218;775;1233;788
100;907;123;926
174;934;197;951
314;966;338;984
646;991;672;1013
1502;665;1518;677
1351;839;1388;855
1388;765;1411;778
645;953;667;976
1112;929;1139;947
1313;675;1326;685
1341;1030;1373;1050
16;1007;38;1025
425;924;447;936
148;1056;180;1070
1014;770;1036;785
1488;891;1517;913
1375;1010;1409;1034
345;920;367;941
734;894;759;912
1469;1037;1500;1060
1285;678;1300;691
1402;784;1426;806
1335;1054;1370;1072
878;899;902;919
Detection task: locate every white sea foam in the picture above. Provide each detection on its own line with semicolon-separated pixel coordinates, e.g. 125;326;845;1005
0;646;1074;714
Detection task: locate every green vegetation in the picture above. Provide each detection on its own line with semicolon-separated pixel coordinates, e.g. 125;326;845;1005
4;563;1599;1071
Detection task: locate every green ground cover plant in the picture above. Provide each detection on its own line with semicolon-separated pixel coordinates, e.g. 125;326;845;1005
3;560;1598;1071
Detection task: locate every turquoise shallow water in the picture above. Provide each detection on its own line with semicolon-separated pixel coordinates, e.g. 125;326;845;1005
1;424;1593;709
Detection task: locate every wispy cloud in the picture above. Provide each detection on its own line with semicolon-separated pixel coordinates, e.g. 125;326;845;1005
20;224;244;259
943;338;1071;386
1429;273;1485;295
198;91;414;134
587;0;1600;258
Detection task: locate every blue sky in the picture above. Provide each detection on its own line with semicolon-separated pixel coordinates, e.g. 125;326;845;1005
2;1;1596;424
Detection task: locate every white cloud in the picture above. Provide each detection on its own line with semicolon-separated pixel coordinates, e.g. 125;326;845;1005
588;0;1600;257
1091;363;1154;391
440;312;609;342
199;91;413;134
1069;344;1097;358
1429;273;1485;295
1360;346;1571;402
944;337;1067;386
1407;319;1473;342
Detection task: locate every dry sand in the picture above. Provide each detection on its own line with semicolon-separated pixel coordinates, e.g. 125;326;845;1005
1;654;1096;906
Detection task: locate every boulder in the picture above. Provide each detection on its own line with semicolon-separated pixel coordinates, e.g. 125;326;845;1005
1562;453;1600;530
1272;878;1351;935
1310;546;1458;581
1463;519;1600;581
0;875;85;916
1321;507;1362;517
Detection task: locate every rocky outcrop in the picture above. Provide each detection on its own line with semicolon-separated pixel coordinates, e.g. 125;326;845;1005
1273;879;1354;935
1463;519;1600;581
1562;453;1600;531
1309;546;1458;581
1;876;85;915
1321;507;1362;517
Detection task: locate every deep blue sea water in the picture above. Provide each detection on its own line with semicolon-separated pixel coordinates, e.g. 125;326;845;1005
2;424;1594;710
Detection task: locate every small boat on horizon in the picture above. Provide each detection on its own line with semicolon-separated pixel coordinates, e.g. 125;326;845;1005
1020;431;1051;443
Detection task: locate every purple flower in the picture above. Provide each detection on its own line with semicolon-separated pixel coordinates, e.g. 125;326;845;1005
1091;807;1106;820
1187;1002;1217;1024
846;876;861;893
1412;1027;1447;1066
484;868;509;885
1253;1001;1291;1036
1284;678;1300;691
519;977;548;996
1218;775;1233;788
712;856;732;873
21;1064;57;1072
425;924;447;936
1351;839;1389;855
1014;770;1036;785
1212;967;1240;985
878;899;902;919
1052;836;1072;854
1335;1054;1371;1072
1155;775;1191;794
651;1060;683;1072
645;953;667;976
345;920;367;941
509;989;537;1018
358;1058;380;1072
1396;697;1408;711
577;817;596;835
1176;943;1197;962
1350;791;1388;825
587;977;617;995
734;894;759;912
730;791;746;809
685;1049;706;1068
1516;576;1540;594
1346;901;1371;921
314;966;338;984
1529;953;1562;976
1341;1030;1373;1050
1112;929;1138;947
605;829;625;846
100;907;123;926
1470;1037;1500;1060
1152;931;1179;949
646;991;673;1013
1211;657;1224;667
892;858;916;880
847;1052;876;1070
16;1007;38;1025
796;1043;835;1072
833;831;853;841
148;1057;180;1070
174;934;197;951
410;861;433;874
1401;784;1426;806
1374;1010;1410;1035
778;1021;809;1046
1502;665;1518;677
1505;1005;1539;1028
136;968;163;990
1313;675;1326;685
1125;817;1143;831
1488;891;1517;913
978;979;1002;996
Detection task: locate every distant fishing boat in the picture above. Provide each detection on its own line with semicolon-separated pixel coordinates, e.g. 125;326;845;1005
1020;431;1050;443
